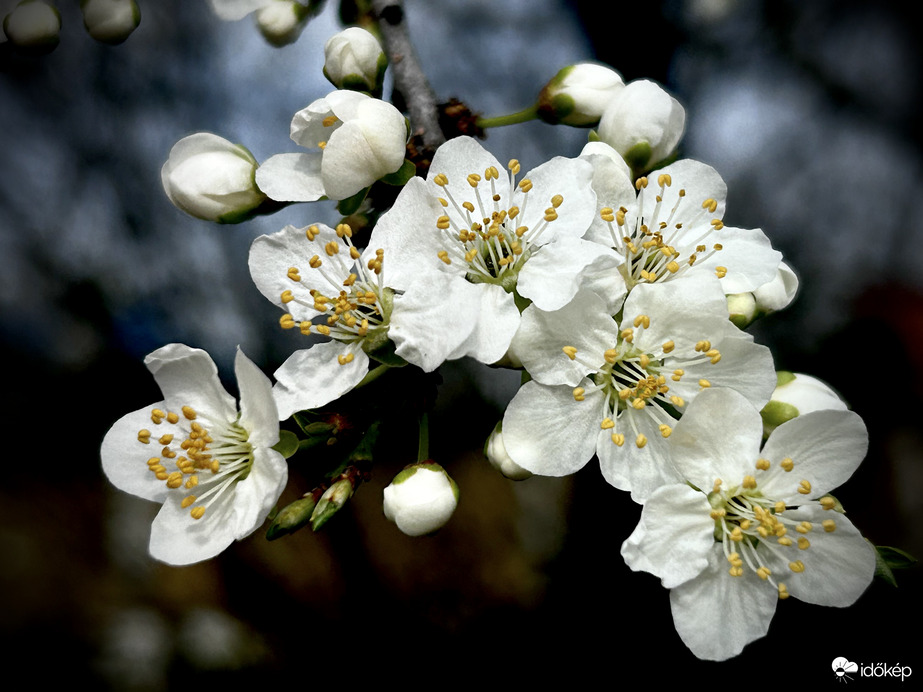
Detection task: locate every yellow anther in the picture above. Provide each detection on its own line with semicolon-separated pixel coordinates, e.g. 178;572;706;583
665;261;680;273
508;159;520;174
137;429;151;443
796;521;813;534
699;379;711;388
635;433;648;449
600;418;615;430
335;223;353;238
618;389;632;400
519;178;533;193
620;328;634;343
287;267;302;283
635;177;648;190
657;340;674;355
180;406;196;420
639;354;650;369
742;475;757;489
315;324;331;336
702;198;718;213
715;266;728;279
508;206;520;219
324;240;340;257
185;475;199;489
485;165;499;180
695;340;711;352
166;472;184;489
798;537;811;550
712;478;723;493
436;215;451;229
711;219;725;230
756;458;771;471
631;398;646;410
321;115;338;127
167;412;179;424
710;508;726;519
190;506;206;520
729;566;744;577
281;290;295;304
730;526;743;542
669;395;685;408
788;560;805;573
633;314;650;329
550;194;564;208
777;536;793;546
151;408;165;424
659;424;672;438
774;500;786;513
562;346;578;360
822;519;837;533
778;583;790;600
778;457;793;472
657;173;672;187
819;496;836;510
437;250;452;265
544;209;558;222
467;173;481;187
797;479;812;495
180;495;197;509
433;173;448;187
572;387;585;402
757;525;770;538
158;434;174;446
611;433;625;446
600;207;615;223
146;457;160;467
309;255;322;269
756;566;771;580
602;348;618;364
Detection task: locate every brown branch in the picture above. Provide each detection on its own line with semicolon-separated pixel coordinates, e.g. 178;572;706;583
370;0;446;153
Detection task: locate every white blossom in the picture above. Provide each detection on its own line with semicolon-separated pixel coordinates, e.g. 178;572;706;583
368;136;609;371
256;90;407;202
536;62;624;127
3;0;60;51
161;133;266;223
761;371;848;436
100;345;287;565
597;79;685;171
502;277;775;501
621;387;875;660
485;423;533;481
323;26;387;93
248;222;392;419
255;1;309;47
383;463;459;536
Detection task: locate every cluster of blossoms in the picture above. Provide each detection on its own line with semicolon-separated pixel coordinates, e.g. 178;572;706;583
101;19;892;662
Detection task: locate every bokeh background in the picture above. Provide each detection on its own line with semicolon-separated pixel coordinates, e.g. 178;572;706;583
2;0;921;686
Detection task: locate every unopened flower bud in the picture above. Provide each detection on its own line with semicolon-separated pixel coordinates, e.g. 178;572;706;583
760;371;848;437
161;133;267;223
323;26;387;94
485;422;532;480
80;0;140;45
383;463;458;537
3;0;61;53
753;261;798;315
255;0;309;47
597;79;685;172
265;495;317;540
310;478;354;531
727;291;757;329
536;62;624;127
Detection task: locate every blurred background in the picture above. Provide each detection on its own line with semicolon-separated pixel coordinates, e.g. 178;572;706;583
1;0;921;686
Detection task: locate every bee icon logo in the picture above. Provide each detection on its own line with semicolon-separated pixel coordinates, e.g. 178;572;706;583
832;657;859;683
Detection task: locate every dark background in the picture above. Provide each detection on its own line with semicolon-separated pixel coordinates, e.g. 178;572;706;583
1;0;920;686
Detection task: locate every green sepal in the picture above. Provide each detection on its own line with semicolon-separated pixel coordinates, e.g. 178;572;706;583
380;159;417;186
366;338;408;367
874;544;917;586
776;370;797;386
266;496;317;540
273;429;300;459
336;186;369;216
623;141;653;173
760;400;799;436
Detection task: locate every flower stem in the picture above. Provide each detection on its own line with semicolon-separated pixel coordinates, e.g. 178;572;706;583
476;105;540;129
355;363;391;389
417;411;429;463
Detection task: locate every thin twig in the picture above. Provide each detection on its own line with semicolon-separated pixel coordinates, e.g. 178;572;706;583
370;0;446;152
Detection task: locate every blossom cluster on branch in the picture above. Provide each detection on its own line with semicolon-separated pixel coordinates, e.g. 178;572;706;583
98;9;909;662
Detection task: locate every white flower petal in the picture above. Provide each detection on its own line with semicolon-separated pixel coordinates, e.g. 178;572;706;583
101;405;171;503
621;484;714;588
446;282;520;366
758;409;868;502
235;348;280;448
228;446;289;540
502;381;600;477
272;341;370;419
149;493;237;565
143;344;236;423
694;226;782;294
206;0;272;21
669;544;778;661
598;412;684;501
517;236;620;312
255;153;325;202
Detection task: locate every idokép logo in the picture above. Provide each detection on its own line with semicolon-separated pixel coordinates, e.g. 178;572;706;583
832;657;912;682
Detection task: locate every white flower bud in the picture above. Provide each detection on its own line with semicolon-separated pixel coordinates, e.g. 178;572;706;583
255;0;309;47
80;0;140;45
761;371;848;436
323;26;387;93
383;463;459;537
485;423;532;481
3;0;61;53
753;261;798;314
726;291;757;329
597;79;685;172
161;133;267;223
536;62;624;127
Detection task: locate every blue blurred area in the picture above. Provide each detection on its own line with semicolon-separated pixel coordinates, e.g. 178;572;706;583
1;0;920;686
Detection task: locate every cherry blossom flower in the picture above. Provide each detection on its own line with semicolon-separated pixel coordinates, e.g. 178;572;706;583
101;344;287;565
502;276;775;501
536;62;624;127
256;90;407;202
383;463;459;536
368;136;610;371
248;222;392;419
621;387;875;660
581;146;783;308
